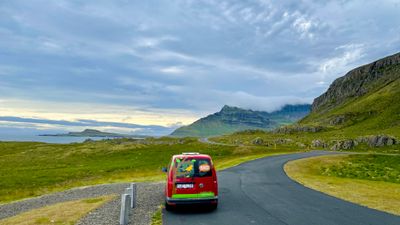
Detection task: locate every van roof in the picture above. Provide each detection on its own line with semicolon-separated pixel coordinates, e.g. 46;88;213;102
172;153;211;159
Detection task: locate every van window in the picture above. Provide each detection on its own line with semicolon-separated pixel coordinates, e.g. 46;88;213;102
174;158;212;178
175;158;195;178
197;159;212;177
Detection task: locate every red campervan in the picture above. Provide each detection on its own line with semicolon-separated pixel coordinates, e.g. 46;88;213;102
163;152;218;211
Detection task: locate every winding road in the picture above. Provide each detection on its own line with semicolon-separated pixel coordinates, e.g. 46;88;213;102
163;151;400;225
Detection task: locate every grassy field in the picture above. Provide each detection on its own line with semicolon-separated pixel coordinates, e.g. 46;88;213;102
285;154;400;215
0;137;297;203
0;195;115;225
319;154;400;183
211;128;400;154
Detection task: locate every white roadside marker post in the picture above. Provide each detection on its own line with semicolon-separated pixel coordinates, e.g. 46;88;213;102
119;193;131;225
130;183;136;208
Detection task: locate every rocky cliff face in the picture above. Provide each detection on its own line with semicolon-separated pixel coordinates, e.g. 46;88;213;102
171;104;311;137
209;105;273;128
312;52;400;113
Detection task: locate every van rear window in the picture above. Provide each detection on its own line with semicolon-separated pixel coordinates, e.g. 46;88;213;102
174;158;212;178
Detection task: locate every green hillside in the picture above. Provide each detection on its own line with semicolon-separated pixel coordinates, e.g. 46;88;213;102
212;52;400;152
300;52;400;137
171;104;310;137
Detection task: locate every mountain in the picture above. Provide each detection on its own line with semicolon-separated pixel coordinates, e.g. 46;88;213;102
40;129;145;138
300;52;400;135
171;104;311;137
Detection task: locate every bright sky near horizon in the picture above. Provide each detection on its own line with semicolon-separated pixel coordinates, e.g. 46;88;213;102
0;0;399;134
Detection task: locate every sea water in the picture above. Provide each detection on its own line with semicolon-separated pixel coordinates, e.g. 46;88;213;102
0;134;114;144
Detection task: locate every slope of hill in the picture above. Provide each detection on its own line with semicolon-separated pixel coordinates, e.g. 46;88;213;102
171;104;310;137
212;52;400;153
300;52;400;136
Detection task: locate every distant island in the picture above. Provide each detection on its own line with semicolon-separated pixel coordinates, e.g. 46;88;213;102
39;129;146;138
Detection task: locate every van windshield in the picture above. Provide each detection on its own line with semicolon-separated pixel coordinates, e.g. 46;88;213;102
174;157;212;178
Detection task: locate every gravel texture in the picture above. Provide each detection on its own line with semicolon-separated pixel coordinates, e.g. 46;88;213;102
76;195;121;225
130;182;164;225
76;182;164;225
0;182;165;225
0;183;129;220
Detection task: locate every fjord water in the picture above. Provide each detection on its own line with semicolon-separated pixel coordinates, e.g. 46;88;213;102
0;133;112;144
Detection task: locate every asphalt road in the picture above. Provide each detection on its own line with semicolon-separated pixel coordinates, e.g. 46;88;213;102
163;151;400;225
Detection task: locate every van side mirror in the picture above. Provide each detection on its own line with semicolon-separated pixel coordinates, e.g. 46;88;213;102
161;167;168;173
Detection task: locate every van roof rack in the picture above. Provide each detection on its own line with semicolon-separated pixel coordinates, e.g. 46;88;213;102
182;152;200;155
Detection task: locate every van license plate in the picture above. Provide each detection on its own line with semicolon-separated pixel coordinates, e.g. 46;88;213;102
176;183;194;189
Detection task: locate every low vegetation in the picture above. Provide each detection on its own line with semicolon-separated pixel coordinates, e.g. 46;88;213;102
211;128;400;154
285;154;400;215
320;154;400;183
0;195;115;225
0;137;297;203
150;206;163;225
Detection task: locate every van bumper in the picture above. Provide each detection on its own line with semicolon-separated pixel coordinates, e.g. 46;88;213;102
166;196;218;205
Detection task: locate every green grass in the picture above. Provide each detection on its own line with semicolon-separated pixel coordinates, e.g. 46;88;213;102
300;67;400;137
150;206;163;225
320;154;400;183
211;126;400;154
0;195;115;225
285;154;400;215
0;137;297;203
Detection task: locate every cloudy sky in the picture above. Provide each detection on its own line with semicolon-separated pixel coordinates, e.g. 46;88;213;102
0;0;399;135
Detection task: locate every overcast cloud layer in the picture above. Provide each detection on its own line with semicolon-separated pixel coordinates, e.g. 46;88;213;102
0;0;399;134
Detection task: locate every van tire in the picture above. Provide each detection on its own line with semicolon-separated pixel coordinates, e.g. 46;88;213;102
165;202;173;211
209;204;218;211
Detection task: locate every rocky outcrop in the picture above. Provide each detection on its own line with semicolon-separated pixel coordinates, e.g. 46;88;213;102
357;135;397;147
312;52;400;113
323;135;397;150
274;138;293;144
273;125;324;134
311;139;328;148
252;137;264;145
329;112;378;126
330;140;358;151
329;115;346;125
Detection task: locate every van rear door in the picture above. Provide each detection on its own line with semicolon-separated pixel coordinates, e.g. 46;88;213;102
172;157;198;198
193;158;215;198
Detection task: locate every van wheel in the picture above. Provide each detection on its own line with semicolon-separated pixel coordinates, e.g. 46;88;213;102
209;204;218;211
165;202;173;211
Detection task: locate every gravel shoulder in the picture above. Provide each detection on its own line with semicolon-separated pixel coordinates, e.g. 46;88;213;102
77;182;164;225
0;183;129;220
0;182;164;225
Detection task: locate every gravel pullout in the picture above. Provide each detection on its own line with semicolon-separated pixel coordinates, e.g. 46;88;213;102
0;183;129;220
76;182;164;225
0;182;164;225
130;182;164;225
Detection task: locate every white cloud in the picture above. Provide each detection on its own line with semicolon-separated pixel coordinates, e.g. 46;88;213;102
159;66;184;75
319;44;365;75
0;0;399;130
0;98;199;126
134;36;179;48
221;91;312;112
292;16;314;38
